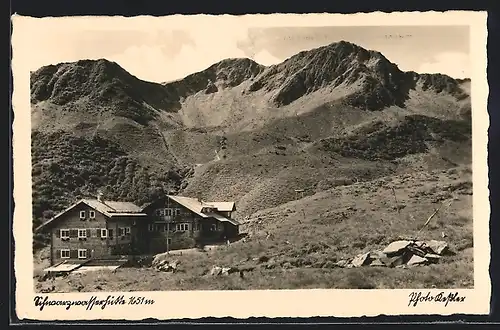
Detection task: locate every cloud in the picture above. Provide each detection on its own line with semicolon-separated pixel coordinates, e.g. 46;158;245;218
25;19;470;83
107;45;174;82
103;26;252;82
26;20;253;83
252;49;283;66
417;52;470;79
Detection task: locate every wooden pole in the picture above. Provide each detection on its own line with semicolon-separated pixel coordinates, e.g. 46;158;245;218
166;192;170;253
391;187;400;214
415;199;453;239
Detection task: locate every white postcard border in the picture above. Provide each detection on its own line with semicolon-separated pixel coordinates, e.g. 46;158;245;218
12;11;490;320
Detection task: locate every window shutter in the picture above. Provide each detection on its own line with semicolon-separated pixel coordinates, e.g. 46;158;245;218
70;249;78;259
69;229;78;238
108;229;114;239
87;249;92;259
56;229;61;238
86;229;91;237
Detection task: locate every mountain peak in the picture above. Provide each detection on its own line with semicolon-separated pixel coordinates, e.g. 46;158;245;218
30;58;181;125
162;56;265;97
246;40;403;108
245;41;467;110
30;58;134;104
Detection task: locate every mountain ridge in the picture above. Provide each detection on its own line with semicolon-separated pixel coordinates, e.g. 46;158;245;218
31;40;470;130
30;40;472;227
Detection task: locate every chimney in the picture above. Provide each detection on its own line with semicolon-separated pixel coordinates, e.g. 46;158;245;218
97;191;104;203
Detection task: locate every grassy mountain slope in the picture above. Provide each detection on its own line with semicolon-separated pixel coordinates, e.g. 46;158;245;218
35;166;473;291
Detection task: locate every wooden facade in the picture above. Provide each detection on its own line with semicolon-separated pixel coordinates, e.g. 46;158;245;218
37;196;239;265
141;196;239;253
45;201;145;266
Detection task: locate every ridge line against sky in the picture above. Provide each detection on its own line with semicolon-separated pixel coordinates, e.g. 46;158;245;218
21;17;470;83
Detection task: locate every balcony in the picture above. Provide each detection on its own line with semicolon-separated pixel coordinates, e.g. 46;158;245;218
153;214;189;223
152;215;174;222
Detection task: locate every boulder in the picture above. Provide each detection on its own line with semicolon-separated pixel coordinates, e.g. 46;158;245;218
156;259;167;268
152;252;170;267
170;260;180;270
414;241;428;249
425;240;448;255
382;240;411;256
424;253;441;263
407;255;428;266
221;267;232;276
370;258;387;267
369;250;386;259
210;266;222;276
336;259;350;268
383;250;415;267
407;245;427;257
351;252;370;267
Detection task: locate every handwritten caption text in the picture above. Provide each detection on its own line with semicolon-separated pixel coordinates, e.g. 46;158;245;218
408;291;466;307
34;295;155;311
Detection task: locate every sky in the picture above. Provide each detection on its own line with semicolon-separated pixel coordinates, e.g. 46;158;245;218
23;18;470;83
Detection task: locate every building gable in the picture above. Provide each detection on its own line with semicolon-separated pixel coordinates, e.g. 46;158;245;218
35;199;147;233
41;201;110;232
142;195;239;226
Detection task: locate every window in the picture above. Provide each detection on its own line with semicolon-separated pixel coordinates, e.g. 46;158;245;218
155;224;165;232
118;227;131;236
60;229;70;240
175;208;181;216
100;228;108;238
108;229;114;239
167;238;172;245
78;229;87;239
176;223;189;231
78;249;87;259
89;211;96;219
148;224;154;232
165;208;172;216
60;249;70;259
157;209;165;216
210;224;217;231
79;211;86;220
195;223;201;231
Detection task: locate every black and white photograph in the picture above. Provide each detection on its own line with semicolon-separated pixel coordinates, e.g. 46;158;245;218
12;11;490;319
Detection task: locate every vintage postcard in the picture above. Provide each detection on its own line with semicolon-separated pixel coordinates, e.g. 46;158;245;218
12;11;490;321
